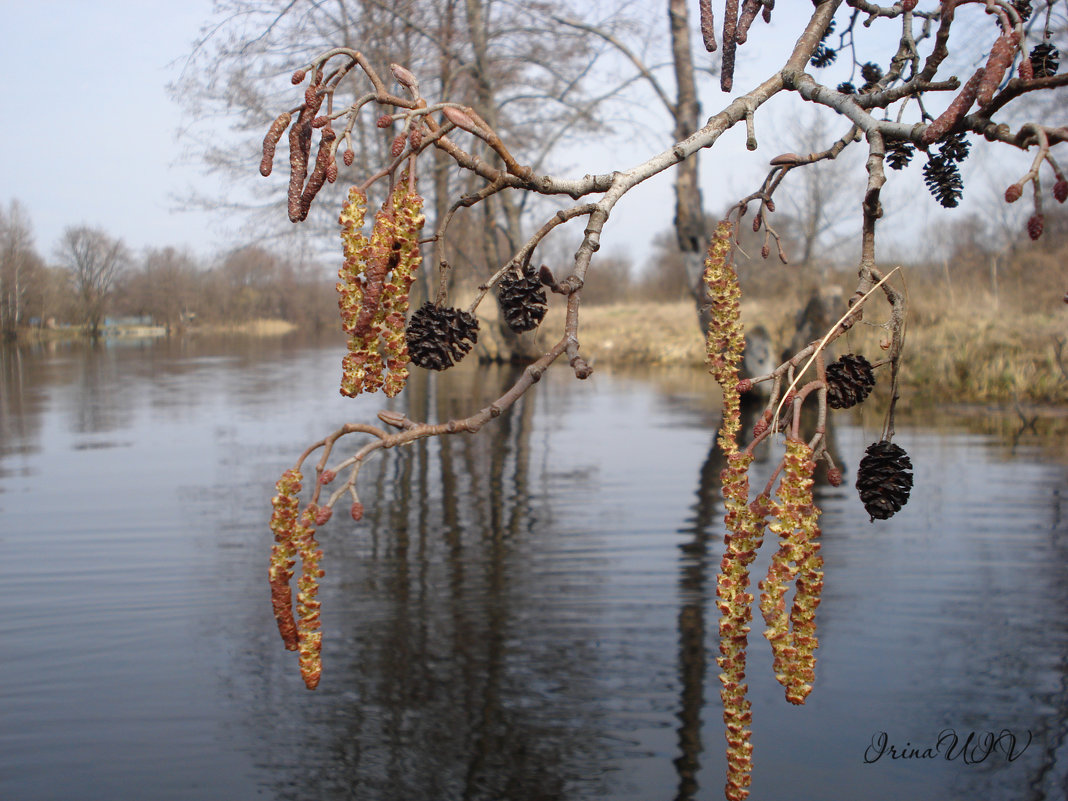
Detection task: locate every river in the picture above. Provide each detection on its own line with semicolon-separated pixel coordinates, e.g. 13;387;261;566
1;336;1066;801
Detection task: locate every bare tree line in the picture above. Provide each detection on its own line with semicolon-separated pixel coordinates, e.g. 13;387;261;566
0;201;337;339
1;188;1062;344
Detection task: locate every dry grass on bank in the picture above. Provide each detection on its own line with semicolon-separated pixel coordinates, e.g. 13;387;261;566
530;297;1068;404
193;318;298;336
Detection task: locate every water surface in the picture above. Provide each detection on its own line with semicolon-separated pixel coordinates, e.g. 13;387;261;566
1;337;1065;801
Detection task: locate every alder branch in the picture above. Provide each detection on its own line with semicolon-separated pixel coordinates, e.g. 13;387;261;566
261;4;1064;795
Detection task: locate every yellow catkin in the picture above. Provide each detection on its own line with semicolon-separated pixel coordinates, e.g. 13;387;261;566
268;469;302;651
703;220;744;455
336;182;425;398
705;219;765;800
294;505;323;690
759;438;823;704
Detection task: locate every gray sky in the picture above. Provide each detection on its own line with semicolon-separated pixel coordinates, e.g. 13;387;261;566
0;2;1033;271
1;0;222;259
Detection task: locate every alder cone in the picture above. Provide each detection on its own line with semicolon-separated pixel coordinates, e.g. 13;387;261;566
1030;44;1059;78
923;155;964;208
860;62;883;84
856;441;913;522
498;265;548;333
937;132;970;164
885;140;914;170
406;302;479;370
825;353;876;409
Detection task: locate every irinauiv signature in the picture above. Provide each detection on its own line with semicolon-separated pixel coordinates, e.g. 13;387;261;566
863;729;1032;764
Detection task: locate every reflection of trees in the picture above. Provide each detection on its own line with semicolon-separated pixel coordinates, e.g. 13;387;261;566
249;363;614;801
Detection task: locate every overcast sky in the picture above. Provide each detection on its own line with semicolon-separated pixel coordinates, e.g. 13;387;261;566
1;0;223;259
0;2;1032;271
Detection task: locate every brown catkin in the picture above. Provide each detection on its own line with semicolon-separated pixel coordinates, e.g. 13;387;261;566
287;88;324;222
260;111;292;177
699;0;717;52
298;126;336;220
977;33;1016;107
721;0;739;93
922;68;983;144
735;0;762;45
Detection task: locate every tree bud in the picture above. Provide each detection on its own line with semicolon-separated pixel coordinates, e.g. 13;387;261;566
390;63;418;89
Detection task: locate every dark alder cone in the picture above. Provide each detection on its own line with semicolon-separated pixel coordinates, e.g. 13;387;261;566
885;140;915;170
837;81;856;94
860;61;883;84
923;154;964;208
811;44;837;68
406;302;479;370
1031;44;1060;78
1012;0;1033;22
498;265;548;333
809;19;836;68
825;353;876;409
856;441;914;522
937;132;971;164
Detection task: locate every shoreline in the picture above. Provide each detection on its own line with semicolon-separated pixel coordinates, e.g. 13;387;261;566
7;300;1066;405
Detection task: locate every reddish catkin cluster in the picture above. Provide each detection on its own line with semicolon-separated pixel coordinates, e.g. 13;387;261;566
268;470;325;690
258;71;341;222
759;439;824;705
337;181;426;397
269;469;302;652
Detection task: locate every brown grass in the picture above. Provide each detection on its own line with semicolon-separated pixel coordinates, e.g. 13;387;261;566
193;318;298;336
525;296;1068;404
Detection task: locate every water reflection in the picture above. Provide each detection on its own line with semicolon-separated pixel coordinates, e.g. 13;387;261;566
0;337;1066;801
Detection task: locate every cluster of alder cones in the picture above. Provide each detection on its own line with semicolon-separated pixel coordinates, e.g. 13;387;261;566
405;264;548;370
824;353;913;521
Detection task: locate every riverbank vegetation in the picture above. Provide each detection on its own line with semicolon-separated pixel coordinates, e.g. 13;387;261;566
3;199;1065;403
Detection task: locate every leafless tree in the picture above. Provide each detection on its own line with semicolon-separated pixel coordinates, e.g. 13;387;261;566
0;200;44;338
56;227;129;338
117;247;200;331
